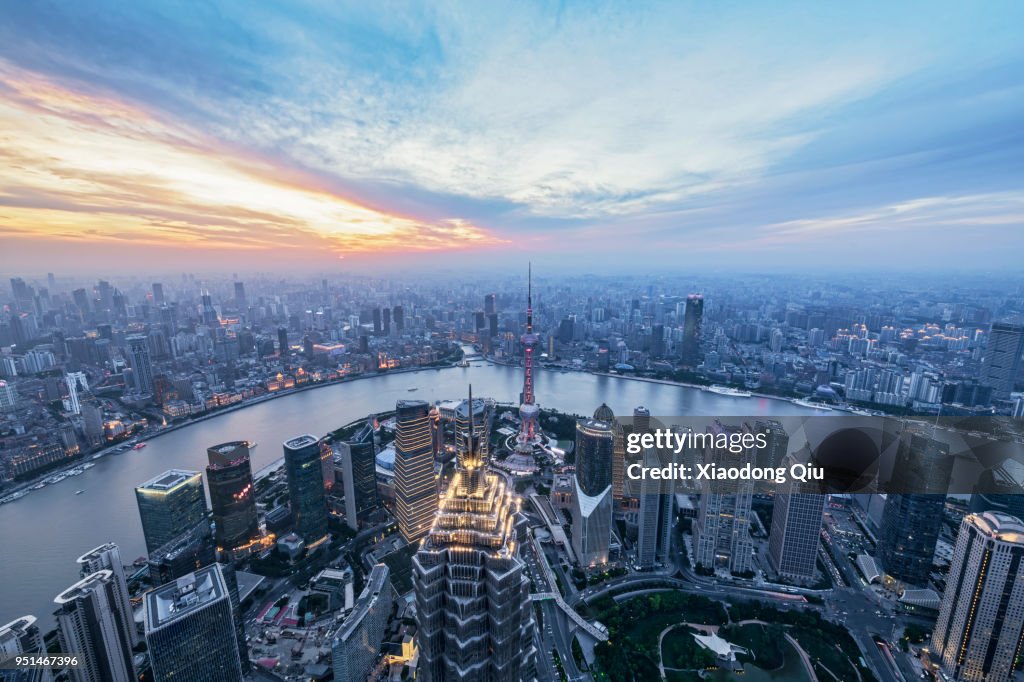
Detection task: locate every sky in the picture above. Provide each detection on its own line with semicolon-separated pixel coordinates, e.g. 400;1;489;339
1;1;1023;274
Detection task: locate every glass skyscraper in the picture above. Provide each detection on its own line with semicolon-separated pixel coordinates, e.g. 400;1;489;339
205;441;259;556
282;434;329;548
135;469;207;554
393;400;437;543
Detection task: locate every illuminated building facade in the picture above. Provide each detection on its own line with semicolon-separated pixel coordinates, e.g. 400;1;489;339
394;400;437;543
517;265;540;452
206;442;260;557
135;469;207;554
283;435;329;549
413;387;537;681
572;418;614;567
930;512;1024;681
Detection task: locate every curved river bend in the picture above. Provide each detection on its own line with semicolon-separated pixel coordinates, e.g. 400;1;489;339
0;362;816;627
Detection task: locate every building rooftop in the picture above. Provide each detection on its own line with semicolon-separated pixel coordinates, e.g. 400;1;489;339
55;570;113;605
333;564;390;644
137;469;201;493
145;565;225;630
973;511;1024;544
284;434;318;450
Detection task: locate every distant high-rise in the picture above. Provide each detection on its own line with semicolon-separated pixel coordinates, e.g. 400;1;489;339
372;308;382;334
382;307;391;335
277;327;289;356
413;388;536;681
135;469;207;554
0;615;50;682
200;291;218;325
77;544;139;648
484;293;496;315
206;442;260;557
283;435;329;549
393;305;404;332
637;446;674;569
768;451;825;582
232;281;245;308
681;294;704;366
151;282;164;305
930;512;1024;681
144;564;245;682
694;421;754;574
54;571;135;682
124;335;153;394
980;322;1024;399
572;418;614;566
877;432;952;586
393;400;437;543
331;564;394;682
334;421;380;531
754;419;789;471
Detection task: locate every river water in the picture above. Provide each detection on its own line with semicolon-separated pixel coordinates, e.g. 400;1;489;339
0;362;815;628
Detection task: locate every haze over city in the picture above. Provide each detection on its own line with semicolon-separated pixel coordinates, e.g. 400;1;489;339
3;1;1024;272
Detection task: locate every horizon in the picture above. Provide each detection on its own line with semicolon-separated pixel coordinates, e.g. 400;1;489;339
3;2;1024;271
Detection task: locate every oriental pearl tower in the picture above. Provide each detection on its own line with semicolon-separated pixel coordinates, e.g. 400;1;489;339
516;264;540;453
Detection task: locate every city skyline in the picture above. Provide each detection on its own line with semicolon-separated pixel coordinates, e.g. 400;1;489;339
3;2;1024;272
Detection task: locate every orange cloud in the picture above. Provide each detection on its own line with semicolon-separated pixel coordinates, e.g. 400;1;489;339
0;61;507;259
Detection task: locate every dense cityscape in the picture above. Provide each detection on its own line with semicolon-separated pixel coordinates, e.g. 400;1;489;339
1;270;1023;682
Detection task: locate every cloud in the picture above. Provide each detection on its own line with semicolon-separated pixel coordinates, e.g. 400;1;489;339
0;61;506;259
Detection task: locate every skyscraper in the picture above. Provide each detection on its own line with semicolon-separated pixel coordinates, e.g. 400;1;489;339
331;564;394;682
206;442;260;557
930;512;1024;681
694;421;755;574
517;265;540;452
394;400;437;543
681;293;704;366
77;544;139;648
637;445;674;569
54;571;135;682
151;282;164;305
232;281;245;307
768;452;825;582
144;564;245;682
413;388;537;681
0;616;50;682
277;327;289;356
877;432;952;586
135;469;207;554
334;421;380;531
572;418;614;566
483;293;496;315
124;335;153;395
593;404;625;502
980;322;1024;399
283;435;329;549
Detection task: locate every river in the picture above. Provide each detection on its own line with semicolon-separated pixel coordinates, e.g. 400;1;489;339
0;361;816;628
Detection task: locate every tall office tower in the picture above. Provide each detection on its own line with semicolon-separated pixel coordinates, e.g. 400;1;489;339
144;565;244;682
694;421;755;574
393;305;404;332
637;446;674;570
331;564;394;682
877;432;953;586
593;404;626;502
455;395;492;462
980;322;1024;399
382;307;391;335
135;469;207;554
232;281;245;308
930;512;1024;681
77;544;139;648
54;571;135;682
372;308;382;334
768;453;826;582
124;335;153;395
1;616;51;682
276;327;289;356
517;265;540;452
199;291;218;325
146;524;216;585
335;420;380;531
283;435;329;550
413;388;537;681
681;293;704;366
151;282;164;305
484;293;496;315
394;400;437;543
572;418;614;567
206;442;260;557
754;419;789;470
